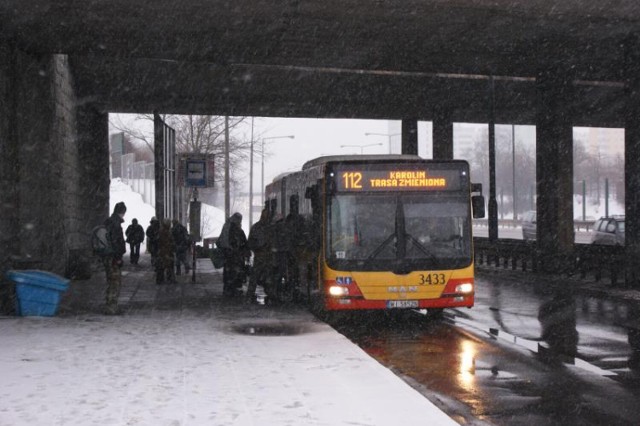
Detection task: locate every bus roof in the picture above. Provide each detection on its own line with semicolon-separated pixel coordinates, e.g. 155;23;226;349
301;154;422;170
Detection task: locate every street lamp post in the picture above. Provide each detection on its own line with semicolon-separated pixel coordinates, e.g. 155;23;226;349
249;118;255;228
365;132;400;154
340;142;383;154
252;135;295;209
512;125;517;221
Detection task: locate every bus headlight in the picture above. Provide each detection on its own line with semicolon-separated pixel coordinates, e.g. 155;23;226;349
455;283;474;294
329;286;349;297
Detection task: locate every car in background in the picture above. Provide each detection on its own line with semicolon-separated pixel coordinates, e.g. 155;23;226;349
521;210;536;241
590;215;625;246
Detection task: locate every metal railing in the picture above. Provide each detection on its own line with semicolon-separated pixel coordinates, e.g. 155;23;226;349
474;238;625;286
120;155;156;207
473;219;596;231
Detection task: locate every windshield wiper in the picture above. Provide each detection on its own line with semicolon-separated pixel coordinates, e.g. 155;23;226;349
365;232;395;261
405;233;438;264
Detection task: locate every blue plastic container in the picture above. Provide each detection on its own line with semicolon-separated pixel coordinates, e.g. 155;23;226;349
5;270;70;316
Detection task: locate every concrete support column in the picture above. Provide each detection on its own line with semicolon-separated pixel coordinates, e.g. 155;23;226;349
535;69;575;272
154;112;165;221
401;119;418;155
624;39;640;288
0;41;20;273
488;78;498;242
15;52;67;273
432;108;453;160
0;47;88;276
77;105;109;239
70;105;109;280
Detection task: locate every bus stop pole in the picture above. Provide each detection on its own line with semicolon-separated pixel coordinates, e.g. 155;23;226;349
190;188;201;284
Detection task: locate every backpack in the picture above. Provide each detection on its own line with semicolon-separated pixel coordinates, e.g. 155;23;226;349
216;222;231;249
91;225;113;257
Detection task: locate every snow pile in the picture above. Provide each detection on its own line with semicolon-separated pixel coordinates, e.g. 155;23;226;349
573;194;624;220
110;178;228;240
200;202;226;239
109;178;156;231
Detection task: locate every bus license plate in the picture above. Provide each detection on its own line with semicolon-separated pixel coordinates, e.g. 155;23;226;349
387;300;419;309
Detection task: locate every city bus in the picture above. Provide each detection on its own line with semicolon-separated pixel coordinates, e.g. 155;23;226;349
264;155;485;315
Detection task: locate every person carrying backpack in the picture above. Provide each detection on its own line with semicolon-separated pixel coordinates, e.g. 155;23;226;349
102;201;127;315
125;218;145;265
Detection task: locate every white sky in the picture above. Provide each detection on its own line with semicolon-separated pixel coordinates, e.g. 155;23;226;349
248;117;394;186
109;114;429;197
109;114;625;223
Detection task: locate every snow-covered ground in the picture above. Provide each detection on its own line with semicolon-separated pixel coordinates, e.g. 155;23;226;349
572;194;624;220
2;179;460;425
0;308;458;426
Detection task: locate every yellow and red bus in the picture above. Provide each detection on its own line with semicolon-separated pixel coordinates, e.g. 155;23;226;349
265;155;485;314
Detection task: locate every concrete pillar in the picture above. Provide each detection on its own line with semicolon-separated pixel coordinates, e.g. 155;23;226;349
0;46;93;277
488;78;498;242
624;38;640;288
67;105;109;280
14;52;69;273
0;41;20;273
535;69;575;272
77;106;110;238
401;119;418;155
432;108;454;160
154;112;165;221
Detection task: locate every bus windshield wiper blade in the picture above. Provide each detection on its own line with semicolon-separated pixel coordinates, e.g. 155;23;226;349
405;233;438;264
366;232;395;260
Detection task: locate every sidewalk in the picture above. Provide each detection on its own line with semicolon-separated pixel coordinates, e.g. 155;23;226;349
0;255;458;426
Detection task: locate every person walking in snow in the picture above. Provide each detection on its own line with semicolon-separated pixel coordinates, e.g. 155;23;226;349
125;218;145;265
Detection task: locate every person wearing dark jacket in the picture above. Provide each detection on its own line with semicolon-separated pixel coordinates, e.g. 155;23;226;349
246;208;271;303
103;201;127;315
125;218;145;265
156;218;176;284
146;217;160;268
217;212;249;297
171;219;191;275
284;195;307;293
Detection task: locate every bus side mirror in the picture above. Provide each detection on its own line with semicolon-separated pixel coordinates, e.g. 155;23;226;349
472;195;485;219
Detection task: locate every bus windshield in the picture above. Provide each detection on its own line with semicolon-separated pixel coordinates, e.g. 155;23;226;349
327;193;472;271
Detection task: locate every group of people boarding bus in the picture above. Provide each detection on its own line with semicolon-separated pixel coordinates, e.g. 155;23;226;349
216;194;311;304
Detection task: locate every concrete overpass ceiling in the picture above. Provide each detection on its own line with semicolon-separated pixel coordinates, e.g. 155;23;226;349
2;0;638;123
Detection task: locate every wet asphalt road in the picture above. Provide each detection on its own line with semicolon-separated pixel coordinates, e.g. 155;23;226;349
326;270;640;425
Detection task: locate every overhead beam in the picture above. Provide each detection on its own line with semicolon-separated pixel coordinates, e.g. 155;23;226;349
72;57;627;127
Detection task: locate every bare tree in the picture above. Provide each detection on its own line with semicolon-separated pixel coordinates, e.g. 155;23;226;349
110;114;251;186
171;115;250;184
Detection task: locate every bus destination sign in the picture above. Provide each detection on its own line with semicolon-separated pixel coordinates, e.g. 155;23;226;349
333;165;463;192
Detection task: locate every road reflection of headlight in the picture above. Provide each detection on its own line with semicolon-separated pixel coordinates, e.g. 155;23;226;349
455;283;473;294
459;340;476;386
329;286;349;297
